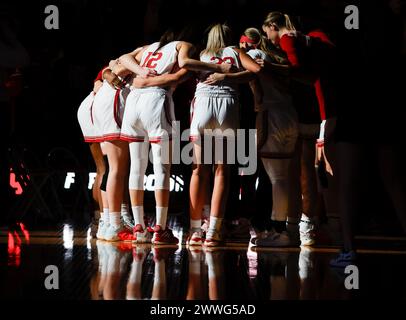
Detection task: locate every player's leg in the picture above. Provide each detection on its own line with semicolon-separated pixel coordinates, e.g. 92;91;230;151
299;134;319;245
205;137;230;246
103;140;131;241
151;140;178;244
128;140;150;243
254;158;291;247
189;138;211;246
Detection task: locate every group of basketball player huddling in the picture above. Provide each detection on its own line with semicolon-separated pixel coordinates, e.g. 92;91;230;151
77;11;343;264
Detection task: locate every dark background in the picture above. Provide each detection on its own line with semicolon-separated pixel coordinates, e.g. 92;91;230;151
1;0;406;234
2;0;345;155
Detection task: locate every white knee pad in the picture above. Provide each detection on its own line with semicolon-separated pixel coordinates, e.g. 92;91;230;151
129;142;149;190
151;142;171;190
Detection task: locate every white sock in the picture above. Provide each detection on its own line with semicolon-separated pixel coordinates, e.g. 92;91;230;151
208;216;223;233
110;212;121;228
301;213;312;223
121;203;132;220
132;206;145;229
190;219;201;231
102;208;109;224
156;207;168;230
121;203;129;214
203;205;210;220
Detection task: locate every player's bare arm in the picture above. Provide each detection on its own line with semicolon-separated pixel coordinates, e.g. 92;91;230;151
119;46;157;78
177;41;233;74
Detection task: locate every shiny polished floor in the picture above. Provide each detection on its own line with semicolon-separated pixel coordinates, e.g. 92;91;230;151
1;222;406;300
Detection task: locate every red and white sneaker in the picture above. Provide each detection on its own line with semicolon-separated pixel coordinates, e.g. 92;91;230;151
104;223;135;242
204;229;224;247
132;224;152;244
187;229;204;246
151;225;179;245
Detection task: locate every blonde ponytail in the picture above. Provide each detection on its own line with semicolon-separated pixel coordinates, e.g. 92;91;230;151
263;11;296;31
284;14;296;31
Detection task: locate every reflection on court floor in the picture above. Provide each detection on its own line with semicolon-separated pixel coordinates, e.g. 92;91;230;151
1;223;406;300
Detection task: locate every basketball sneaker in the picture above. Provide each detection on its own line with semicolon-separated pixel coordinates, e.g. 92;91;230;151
253;229;290;247
104;223;135;242
204;228;224;247
187;229;204;246
132;224;152;244
151;225;179;245
96;219;107;240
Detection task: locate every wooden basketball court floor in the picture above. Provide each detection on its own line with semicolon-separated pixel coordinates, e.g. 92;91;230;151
1;220;406;300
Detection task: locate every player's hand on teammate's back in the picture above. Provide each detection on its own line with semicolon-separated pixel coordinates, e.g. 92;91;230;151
139;67;158;78
219;63;234;74
131;77;147;88
203;73;226;85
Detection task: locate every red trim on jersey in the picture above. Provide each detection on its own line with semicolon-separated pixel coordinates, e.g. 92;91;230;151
84;136;102;143
113;89;122;128
102;133;122;141
149;135;172;143
90;98;95;125
189;135;200;142
120;134;146;142
86;133;122;143
89;137;106;143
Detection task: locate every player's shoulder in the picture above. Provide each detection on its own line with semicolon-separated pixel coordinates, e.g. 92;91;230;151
226;46;242;55
148;41;160;49
177;41;193;48
247;48;262;57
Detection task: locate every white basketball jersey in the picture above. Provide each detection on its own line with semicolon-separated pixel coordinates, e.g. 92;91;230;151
195;46;241;96
247;49;292;108
139;41;180;76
